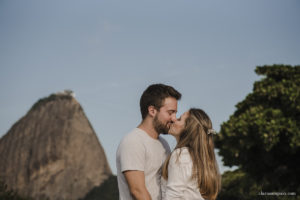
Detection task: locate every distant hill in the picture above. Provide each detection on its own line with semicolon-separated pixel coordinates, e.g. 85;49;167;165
0;91;118;200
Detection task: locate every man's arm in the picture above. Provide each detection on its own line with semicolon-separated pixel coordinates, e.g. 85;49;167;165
124;170;152;200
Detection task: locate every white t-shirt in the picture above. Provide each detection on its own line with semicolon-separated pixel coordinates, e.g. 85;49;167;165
116;128;171;200
161;147;204;200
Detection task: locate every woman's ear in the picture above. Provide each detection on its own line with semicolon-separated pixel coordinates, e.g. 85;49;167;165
148;106;157;118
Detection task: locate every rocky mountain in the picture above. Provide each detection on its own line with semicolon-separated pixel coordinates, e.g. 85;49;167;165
0;92;113;200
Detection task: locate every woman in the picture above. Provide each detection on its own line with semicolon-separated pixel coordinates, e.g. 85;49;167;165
161;108;221;200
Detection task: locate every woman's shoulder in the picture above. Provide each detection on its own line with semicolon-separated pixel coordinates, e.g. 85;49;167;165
172;147;189;154
170;147;192;164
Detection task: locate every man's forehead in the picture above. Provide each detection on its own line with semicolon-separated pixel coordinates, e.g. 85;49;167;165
161;97;177;111
162;97;177;104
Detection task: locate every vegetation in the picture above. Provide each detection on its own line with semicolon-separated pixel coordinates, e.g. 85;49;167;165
31;93;73;111
0;181;33;200
215;65;300;199
1;175;119;200
80;175;119;200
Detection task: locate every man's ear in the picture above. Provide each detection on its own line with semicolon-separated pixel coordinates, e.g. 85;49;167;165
148;106;157;118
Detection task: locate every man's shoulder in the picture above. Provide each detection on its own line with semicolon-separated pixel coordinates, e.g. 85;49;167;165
122;128;144;140
117;128;146;157
118;128;146;148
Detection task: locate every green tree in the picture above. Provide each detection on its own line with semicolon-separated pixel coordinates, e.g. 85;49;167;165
215;65;300;199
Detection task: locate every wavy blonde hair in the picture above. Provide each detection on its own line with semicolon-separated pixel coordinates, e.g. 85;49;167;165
162;108;221;200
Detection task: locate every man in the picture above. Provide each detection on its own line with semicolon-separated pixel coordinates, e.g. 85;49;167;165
116;84;181;200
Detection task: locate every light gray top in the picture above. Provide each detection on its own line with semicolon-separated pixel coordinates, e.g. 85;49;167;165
116;128;171;200
161;147;204;200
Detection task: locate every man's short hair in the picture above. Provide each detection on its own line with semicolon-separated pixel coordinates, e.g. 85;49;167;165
140;83;181;120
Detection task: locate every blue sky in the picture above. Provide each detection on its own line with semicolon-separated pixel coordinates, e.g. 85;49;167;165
1;0;299;174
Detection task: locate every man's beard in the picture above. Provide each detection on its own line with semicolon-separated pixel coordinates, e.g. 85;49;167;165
153;115;170;135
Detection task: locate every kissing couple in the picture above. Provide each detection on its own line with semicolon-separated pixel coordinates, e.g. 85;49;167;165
116;83;221;200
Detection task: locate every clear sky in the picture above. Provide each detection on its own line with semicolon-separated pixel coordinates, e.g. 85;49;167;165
1;0;299;174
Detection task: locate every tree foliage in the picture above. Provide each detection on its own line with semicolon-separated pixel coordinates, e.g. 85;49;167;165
215;65;300;199
80;175;119;200
0;175;119;200
0;181;33;200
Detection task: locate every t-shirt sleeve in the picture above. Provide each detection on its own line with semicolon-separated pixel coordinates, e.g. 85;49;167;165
118;135;146;172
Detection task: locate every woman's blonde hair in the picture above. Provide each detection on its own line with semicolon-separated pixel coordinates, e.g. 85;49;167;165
162;108;221;200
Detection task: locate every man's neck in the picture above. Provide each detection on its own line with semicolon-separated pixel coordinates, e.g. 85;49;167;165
138;118;159;139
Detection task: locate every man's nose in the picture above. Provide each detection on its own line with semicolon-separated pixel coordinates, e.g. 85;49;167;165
171;114;177;122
